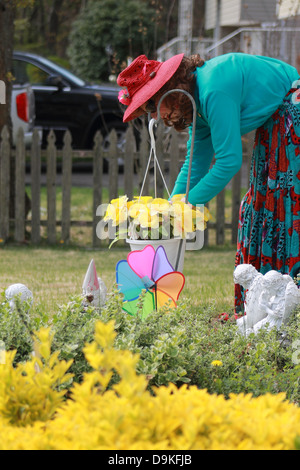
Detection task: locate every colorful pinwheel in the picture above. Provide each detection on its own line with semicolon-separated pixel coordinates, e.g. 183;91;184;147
116;245;185;318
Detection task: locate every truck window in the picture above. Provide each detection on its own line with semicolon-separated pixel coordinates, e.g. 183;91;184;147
13;60;49;86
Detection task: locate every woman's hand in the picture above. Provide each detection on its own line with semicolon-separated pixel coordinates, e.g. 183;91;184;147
180;197;196;209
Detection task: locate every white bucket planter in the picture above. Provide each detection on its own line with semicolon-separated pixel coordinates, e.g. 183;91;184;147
126;238;186;273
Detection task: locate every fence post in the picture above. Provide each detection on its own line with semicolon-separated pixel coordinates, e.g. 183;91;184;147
169;128;181;191
139;120;150;195
15;127;25;242
124;125;135;200
93;130;103;248
155;121;166;198
0;126;10;241
108;129;119;201
31;129;41;244
47;130;57;244
231;169;241;245
61;130;72;244
204;202;210;246
216;189;225;245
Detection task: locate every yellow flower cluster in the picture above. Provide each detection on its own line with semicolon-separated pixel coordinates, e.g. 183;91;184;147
104;195;211;241
0;321;299;450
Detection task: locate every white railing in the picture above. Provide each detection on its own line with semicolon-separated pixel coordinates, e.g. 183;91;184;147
204;27;300;67
157;27;300;69
157;37;214;61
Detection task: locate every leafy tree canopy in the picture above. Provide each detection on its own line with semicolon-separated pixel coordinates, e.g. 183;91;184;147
67;0;157;82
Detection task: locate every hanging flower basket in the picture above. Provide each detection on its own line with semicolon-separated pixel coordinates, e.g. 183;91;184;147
103;195;210;271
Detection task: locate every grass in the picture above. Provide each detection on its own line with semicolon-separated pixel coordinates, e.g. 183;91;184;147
1;184;242;315
0;244;237;316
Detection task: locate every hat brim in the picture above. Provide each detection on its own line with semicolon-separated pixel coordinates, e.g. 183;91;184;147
122;53;184;123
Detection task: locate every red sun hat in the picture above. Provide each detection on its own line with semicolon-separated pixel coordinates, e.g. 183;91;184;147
117;53;184;123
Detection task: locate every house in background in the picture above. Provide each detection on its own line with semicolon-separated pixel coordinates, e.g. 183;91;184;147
158;0;300;70
205;0;300;67
205;0;278;36
277;0;300;19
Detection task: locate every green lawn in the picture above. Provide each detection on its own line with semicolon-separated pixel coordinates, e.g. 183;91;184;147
0;244;237;316
1;184;241;315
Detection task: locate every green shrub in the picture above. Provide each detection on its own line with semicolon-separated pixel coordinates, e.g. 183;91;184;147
108;295;300;403
0;288;299;404
0;291;48;363
50;296;104;384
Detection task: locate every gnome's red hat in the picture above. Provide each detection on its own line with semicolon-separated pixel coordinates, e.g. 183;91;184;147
117;53;184;122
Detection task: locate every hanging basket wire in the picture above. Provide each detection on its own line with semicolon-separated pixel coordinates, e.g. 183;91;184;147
138;89;197;271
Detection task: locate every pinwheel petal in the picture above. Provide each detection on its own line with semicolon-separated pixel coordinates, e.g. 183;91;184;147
122;291;155;319
152;245;174;281
116;260;146;302
127;245;156;280
156;272;185;304
155;290;177;309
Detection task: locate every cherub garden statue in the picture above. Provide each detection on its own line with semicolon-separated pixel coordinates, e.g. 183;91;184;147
234;265;300;336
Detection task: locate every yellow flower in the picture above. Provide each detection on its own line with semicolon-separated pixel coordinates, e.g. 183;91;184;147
104;204;127;227
150;199;171;215
128;203;146;219
137;210;159;229
133;196;153;204
110;195;128;207
171;194;185;202
211;360;223;367
172;202;194;236
104;196;129;227
151;198;170;206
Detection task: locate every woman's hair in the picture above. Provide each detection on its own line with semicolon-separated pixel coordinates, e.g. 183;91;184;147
154;54;205;131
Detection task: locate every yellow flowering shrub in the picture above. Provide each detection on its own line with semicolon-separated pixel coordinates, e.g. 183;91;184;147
0;328;73;427
0;321;299;450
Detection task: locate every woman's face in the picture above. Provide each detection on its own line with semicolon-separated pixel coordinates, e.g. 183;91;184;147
140;97;180;124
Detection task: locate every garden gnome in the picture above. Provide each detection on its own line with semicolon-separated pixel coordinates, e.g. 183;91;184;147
5;283;33;313
82;259;107;308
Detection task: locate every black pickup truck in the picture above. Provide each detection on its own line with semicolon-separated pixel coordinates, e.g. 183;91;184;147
12;51;126;150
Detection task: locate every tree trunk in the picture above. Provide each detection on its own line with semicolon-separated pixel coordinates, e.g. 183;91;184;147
0;1;15;221
0;1;14;139
48;0;64;53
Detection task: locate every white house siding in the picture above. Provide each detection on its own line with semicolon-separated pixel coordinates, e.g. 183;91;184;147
205;0;241;29
221;0;242;25
205;0;218;30
277;0;300;19
241;0;278;23
205;0;277;29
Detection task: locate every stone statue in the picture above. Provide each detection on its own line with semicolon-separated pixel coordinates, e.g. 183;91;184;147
234;265;300;336
5;283;33;313
233;265;265;335
82;259;107;308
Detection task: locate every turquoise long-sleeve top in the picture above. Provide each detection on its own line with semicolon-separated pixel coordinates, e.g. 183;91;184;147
171;53;299;205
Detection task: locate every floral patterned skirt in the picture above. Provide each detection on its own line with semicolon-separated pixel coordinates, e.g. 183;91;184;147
235;85;300;314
